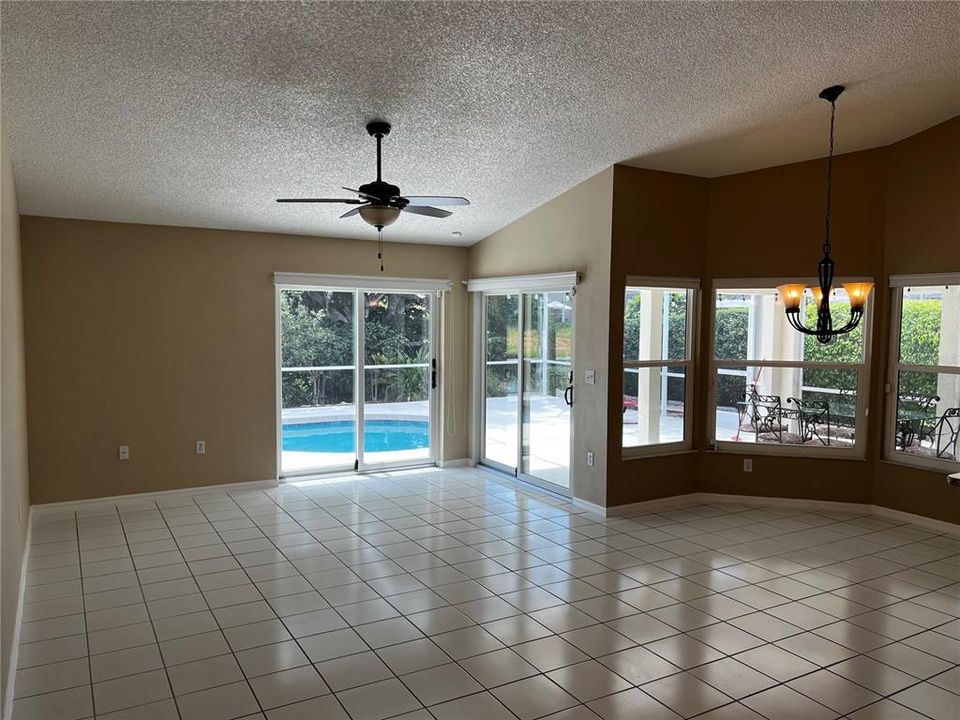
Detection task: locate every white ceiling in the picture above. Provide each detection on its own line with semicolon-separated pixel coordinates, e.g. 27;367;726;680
2;1;958;246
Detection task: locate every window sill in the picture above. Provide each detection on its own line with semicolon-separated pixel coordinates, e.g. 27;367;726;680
879;456;960;475
708;443;867;462
621;448;697;462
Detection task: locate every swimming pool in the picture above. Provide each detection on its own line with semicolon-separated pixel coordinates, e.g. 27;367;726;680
282;419;430;453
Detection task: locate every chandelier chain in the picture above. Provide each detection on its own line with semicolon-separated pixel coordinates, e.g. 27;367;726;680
824;99;836;257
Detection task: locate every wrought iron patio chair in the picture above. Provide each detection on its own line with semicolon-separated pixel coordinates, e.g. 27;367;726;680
896;393;941;450
932;408;960;460
788;397;832;445
746;391;789;443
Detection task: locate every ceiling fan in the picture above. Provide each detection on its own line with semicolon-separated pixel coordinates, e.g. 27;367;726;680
277;121;469;231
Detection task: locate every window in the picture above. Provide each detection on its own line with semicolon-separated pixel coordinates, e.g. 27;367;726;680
710;280;872;456
887;274;960;470
622;280;697;455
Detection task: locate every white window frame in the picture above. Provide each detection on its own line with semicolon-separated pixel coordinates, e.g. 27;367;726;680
708;277;874;459
885;272;960;472
622;277;700;459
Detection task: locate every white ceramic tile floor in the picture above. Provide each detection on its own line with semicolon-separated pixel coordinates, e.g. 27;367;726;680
11;466;960;720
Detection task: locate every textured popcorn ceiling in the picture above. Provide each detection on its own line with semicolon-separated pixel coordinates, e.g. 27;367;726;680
2;1;959;246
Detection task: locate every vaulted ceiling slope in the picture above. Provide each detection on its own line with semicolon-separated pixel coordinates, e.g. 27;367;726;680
2;1;958;245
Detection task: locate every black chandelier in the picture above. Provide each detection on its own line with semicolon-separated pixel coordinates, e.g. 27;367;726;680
778;85;873;344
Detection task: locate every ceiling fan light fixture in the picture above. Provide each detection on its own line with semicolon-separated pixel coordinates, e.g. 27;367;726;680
359;204;401;229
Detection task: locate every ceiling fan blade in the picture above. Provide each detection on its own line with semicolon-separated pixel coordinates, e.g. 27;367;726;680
401;195;470;206
276;198;364;204
341;186;380;202
402;205;452;219
339;206;366;218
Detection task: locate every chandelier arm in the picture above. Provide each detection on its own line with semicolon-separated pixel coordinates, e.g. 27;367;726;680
832;308;864;335
785;310;819;335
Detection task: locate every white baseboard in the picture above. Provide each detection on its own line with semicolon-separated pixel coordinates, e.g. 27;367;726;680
870;504;960;535
31;478;279;516
600;493;702;517
693;492;873;515
3;509;31;720
438;458;474;468
571;497;607;516
597;490;958;533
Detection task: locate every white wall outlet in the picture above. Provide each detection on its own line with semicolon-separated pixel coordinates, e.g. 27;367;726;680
585;369;596;385
586;451;595;467
743;458;753;472
196;440;206;455
119;445;130;460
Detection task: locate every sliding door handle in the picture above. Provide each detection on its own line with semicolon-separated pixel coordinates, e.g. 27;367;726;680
564;384;573;406
431;358;437;389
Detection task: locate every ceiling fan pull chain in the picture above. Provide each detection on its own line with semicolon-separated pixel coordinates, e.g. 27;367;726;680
378;228;384;272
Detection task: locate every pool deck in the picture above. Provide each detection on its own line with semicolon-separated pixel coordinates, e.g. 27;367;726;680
283;401;429;425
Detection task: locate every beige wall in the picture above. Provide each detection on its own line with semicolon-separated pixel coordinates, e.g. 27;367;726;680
468;169;614;506
607;166;707;505
1;103;31;713
13;117;960;524
20;218;470;503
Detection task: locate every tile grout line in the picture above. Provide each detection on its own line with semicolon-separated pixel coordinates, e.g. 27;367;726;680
13;469;960;720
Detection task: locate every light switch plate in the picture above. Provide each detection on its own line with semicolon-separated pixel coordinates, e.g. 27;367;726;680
585;369;596;385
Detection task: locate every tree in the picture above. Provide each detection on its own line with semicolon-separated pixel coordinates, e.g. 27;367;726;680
280;291;353;408
281;290;433;409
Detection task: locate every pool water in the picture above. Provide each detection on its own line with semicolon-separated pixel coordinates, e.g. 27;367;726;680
282;419;430;453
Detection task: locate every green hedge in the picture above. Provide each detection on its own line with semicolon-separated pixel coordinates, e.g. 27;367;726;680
681;298;940;408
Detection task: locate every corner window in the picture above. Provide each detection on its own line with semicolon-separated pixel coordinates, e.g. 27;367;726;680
887;276;960;469
710;281;872;456
622;281;697;455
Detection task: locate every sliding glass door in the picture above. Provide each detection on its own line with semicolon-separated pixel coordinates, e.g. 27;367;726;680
362;292;432;467
279;289;356;473
279;287;435;476
482;289;573;493
521;291;573;488
483;294;520;469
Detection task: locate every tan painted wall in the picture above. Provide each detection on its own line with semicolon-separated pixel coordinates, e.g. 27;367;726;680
20;218;470;503
1;102;31;712
607;166;707;505
873;117;960;523
468;169;614;506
